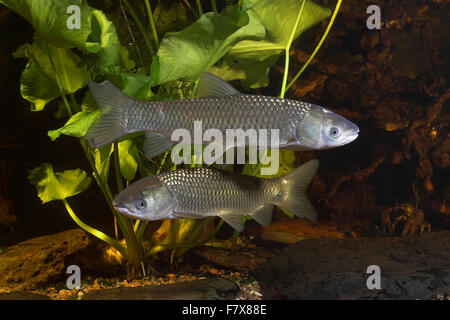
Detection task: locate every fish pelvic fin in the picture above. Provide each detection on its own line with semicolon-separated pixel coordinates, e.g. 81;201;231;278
84;80;131;148
276;159;319;222
144;132;175;159
196;72;240;97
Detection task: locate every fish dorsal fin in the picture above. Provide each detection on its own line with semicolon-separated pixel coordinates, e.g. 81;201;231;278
219;213;245;232
144;132;175;159
251;204;274;227
196;72;240;97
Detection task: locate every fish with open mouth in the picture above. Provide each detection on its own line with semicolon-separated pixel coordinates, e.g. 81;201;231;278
85;72;359;158
113;159;319;231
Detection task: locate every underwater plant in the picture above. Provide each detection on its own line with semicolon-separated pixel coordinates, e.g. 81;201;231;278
1;0;341;276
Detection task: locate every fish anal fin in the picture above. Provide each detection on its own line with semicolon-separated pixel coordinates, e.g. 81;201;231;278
251;204;273;227
219;213;244;232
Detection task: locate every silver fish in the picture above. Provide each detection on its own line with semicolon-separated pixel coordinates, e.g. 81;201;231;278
113;159;319;231
85;73;359;158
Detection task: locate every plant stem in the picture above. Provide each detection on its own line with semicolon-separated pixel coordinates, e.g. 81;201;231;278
251;148;268;176
43;43;73;117
196;0;203;16
120;0;145;70
113;141;123;241
286;0;343;92
279;0;306;98
144;0;159;49
123;0;155;56
113;141;124;192
181;0;199;19
229;229;240;243
69;94;80;113
211;0;217;13
79;140;128;236
62;199;126;256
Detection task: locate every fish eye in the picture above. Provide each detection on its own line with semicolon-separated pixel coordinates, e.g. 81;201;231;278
329;127;341;138
135;199;147;210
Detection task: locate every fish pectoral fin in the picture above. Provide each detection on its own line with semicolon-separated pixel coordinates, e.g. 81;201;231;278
218;213;245;232
196;72;240;97
144;132;175;159
251;204;274;227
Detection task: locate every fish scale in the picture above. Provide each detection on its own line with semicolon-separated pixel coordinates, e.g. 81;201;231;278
155;167;279;216
127;95;310;143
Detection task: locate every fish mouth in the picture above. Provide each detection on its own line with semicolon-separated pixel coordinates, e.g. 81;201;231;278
113;203;132;216
113;203;148;221
345;124;359;143
344;131;359;145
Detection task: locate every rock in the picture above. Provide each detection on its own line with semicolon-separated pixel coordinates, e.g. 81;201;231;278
82;277;239;300
252;231;450;299
0;291;50;300
0;229;123;291
191;246;278;272
257;231;306;248
246;215;348;242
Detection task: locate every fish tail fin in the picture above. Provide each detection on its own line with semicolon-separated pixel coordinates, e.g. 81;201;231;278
84;80;131;148
276;159;319;221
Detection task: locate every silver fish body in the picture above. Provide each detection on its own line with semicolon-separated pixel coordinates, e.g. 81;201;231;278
126;94;309;145
113;160;319;231
85;73;359;158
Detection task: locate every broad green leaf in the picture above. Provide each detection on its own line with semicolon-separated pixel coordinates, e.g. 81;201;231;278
28;163;92;203
17;40;90;111
216;0;331;88
48;110;102;141
103;67;153;100
86;10;135;72
118;139;138;181
151;7;265;85
242;149;296;178
93;145;113;184
0;0;93;49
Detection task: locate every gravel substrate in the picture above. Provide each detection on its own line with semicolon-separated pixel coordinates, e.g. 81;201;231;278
30;265;262;300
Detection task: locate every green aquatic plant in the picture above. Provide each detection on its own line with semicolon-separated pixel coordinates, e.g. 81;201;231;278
1;0;338;276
